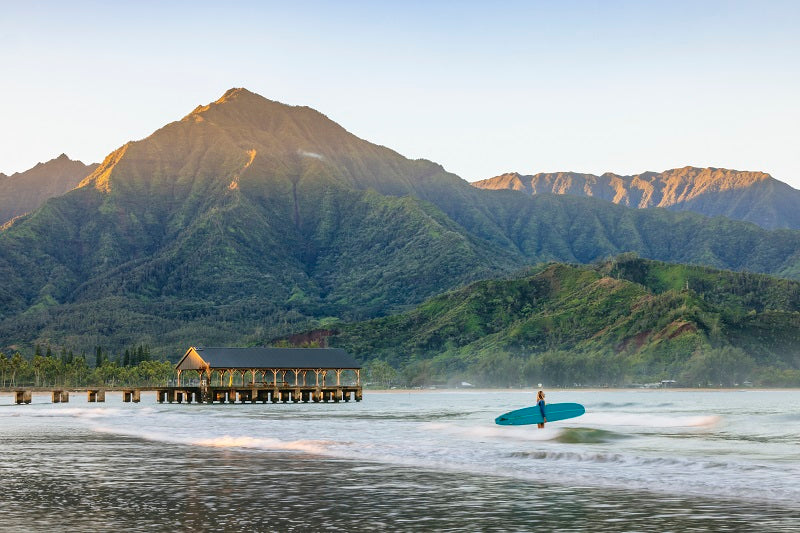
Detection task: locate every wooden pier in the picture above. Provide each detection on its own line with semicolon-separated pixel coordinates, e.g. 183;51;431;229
4;346;364;406
3;385;361;405
154;385;362;404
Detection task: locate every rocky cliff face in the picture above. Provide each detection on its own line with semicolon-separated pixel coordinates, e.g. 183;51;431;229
474;167;800;229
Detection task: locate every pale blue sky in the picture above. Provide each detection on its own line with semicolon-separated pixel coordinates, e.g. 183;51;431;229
2;1;799;186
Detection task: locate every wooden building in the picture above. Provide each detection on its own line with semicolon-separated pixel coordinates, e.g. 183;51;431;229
166;346;362;404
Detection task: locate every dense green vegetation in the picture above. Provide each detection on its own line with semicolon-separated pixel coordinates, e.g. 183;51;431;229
332;256;800;388
3;88;800;369
0;345;174;388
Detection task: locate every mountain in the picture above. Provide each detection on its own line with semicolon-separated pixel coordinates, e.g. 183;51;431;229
330;256;800;387
3;88;800;357
0;89;518;353
473;167;800;230
0;154;98;225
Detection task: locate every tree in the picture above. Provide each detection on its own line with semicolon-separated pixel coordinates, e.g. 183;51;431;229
68;355;90;387
681;346;756;387
365;360;397;388
42;356;63;387
9;352;26;386
32;355;45;387
0;352;8;387
473;352;522;387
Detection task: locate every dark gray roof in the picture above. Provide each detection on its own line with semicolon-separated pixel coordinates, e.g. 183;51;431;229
194;347;361;369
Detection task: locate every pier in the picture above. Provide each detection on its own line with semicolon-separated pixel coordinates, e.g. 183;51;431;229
171;346;362;404
4;346;363;406
154;385;362;404
3;385;361;404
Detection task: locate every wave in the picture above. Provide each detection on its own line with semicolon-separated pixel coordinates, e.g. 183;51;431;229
555;427;631;444
507;449;772;472
91;423;334;455
306;411;474;421
583;412;720;428
424;422;634;445
424;422;556;441
192;435;333;454
4;406;122;419
80;413;799;507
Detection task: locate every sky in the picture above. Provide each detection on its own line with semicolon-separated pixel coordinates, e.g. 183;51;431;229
1;0;799;187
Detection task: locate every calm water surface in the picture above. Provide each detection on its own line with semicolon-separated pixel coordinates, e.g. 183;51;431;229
1;389;798;531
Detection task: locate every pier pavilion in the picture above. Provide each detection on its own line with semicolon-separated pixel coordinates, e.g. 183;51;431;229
166;346;363;404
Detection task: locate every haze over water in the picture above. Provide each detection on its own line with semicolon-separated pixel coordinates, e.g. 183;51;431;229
1;390;799;531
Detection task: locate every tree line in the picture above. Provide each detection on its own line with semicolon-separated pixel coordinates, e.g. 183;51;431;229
361;346;800;389
0;344;174;388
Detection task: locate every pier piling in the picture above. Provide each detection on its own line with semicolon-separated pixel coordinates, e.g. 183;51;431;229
122;389;141;403
87;389;105;402
14;390;32;405
81;385;360;405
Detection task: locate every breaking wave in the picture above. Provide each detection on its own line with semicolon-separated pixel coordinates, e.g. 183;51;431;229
583;412;720;428
555;427;631;443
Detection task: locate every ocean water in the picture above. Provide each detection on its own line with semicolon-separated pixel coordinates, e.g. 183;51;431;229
1;389;798;531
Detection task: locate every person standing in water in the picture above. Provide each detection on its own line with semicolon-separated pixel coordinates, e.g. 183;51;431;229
536;390;547;429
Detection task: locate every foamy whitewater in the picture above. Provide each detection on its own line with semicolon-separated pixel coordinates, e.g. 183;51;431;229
2;390;799;531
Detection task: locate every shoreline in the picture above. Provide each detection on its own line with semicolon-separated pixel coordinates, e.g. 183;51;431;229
363;387;800;393
2;387;798;398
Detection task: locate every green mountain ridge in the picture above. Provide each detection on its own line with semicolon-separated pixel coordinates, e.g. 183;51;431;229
330;256;800;387
2;88;800;358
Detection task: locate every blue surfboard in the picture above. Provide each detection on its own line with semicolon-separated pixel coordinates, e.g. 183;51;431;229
495;402;585;426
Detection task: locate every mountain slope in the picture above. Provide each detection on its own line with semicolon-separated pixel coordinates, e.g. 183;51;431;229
331;256;800;386
3;89;800;356
0;89;519;352
473;167;800;230
0;154;98;225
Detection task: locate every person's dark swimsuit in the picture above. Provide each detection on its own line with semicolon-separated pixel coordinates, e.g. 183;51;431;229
537;399;546;420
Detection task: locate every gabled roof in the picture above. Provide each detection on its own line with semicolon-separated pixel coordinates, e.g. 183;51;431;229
176;347;361;371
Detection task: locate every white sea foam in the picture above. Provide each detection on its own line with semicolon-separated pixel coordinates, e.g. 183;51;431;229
12;406;121;419
425;422;557;441
582;412;720;428
192;435;331;454
90;420;333;455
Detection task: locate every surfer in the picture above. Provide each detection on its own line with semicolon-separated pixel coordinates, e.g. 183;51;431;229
536;390;546;429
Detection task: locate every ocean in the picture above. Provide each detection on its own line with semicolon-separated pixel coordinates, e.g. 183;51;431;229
1;389;798;531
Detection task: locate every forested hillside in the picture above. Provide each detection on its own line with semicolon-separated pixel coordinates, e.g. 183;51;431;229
3;89;800;359
331;256;800;387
